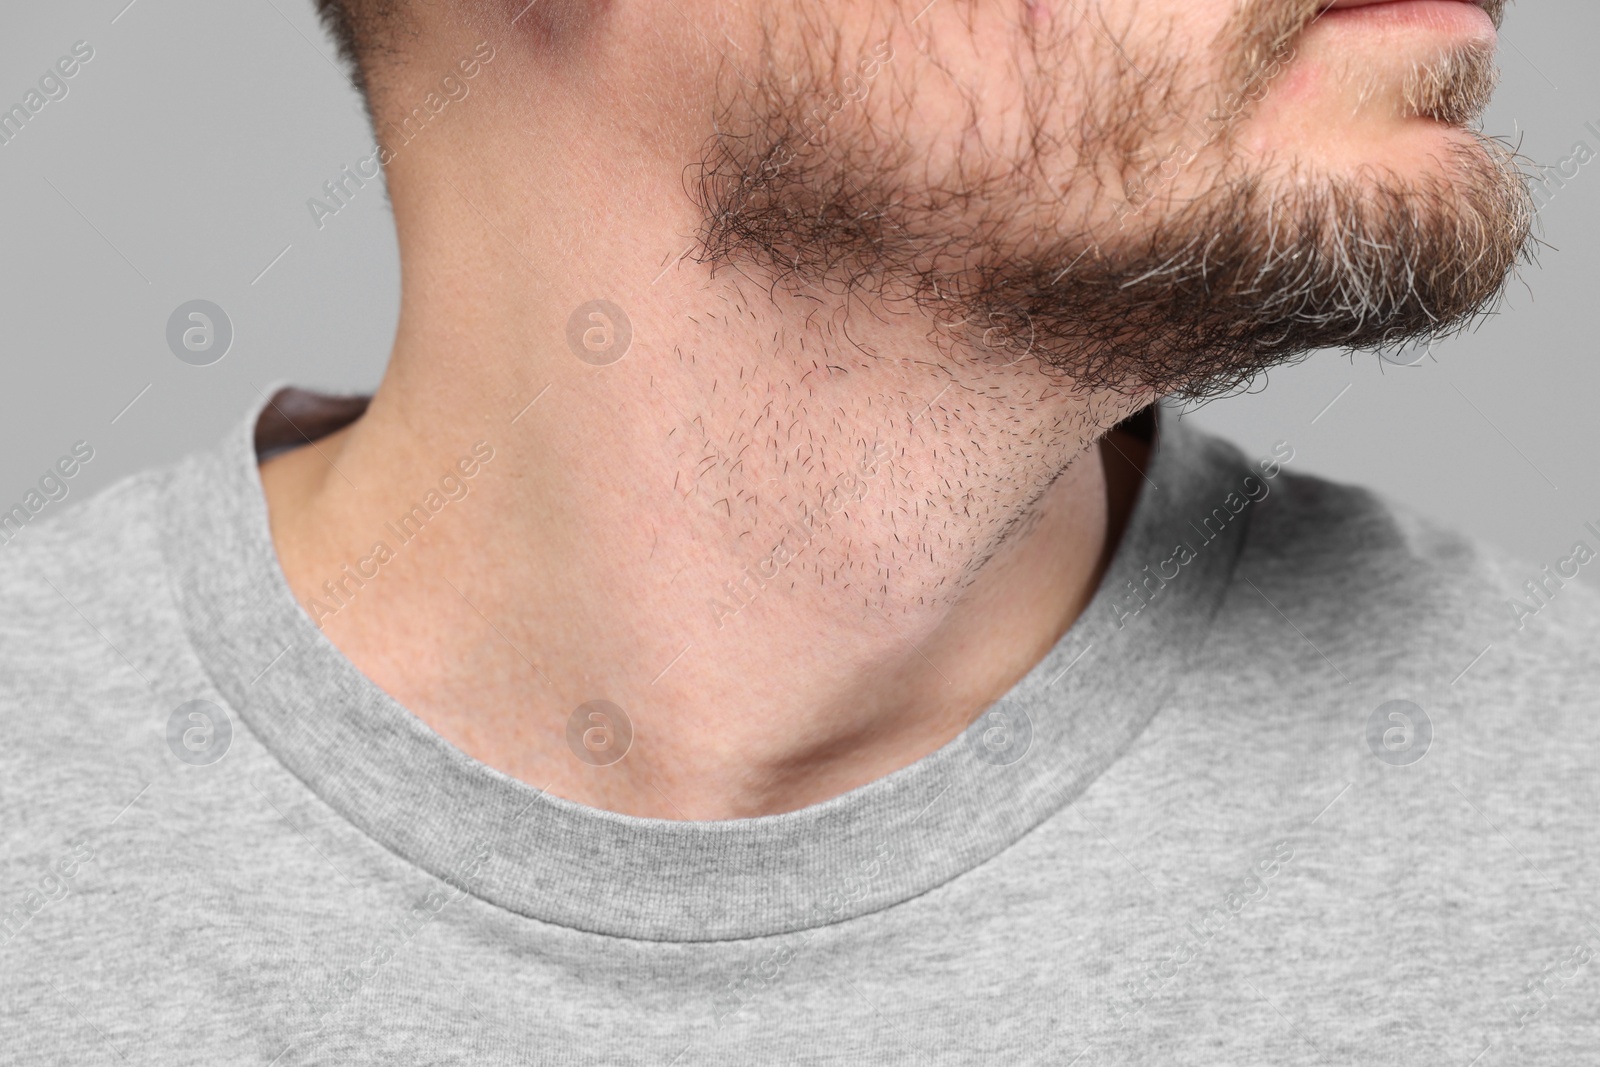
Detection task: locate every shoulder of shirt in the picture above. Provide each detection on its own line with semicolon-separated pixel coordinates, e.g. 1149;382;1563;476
1227;453;1600;691
0;460;201;785
0;461;177;605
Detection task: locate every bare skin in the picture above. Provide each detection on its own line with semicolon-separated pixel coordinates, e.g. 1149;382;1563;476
261;353;1149;819
263;0;1519;819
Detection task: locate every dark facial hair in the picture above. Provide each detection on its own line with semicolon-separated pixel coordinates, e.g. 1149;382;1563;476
693;1;1533;401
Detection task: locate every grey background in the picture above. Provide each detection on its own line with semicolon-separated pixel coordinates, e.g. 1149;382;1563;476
0;1;1594;573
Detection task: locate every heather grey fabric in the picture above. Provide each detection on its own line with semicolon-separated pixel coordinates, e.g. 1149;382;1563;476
3;389;1598;1066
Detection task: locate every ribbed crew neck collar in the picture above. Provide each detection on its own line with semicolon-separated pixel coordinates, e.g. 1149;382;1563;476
161;388;1251;941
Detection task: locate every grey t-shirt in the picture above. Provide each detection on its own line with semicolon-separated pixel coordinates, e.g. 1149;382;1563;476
3;389;1598;1066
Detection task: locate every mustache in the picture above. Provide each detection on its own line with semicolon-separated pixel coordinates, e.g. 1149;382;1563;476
1227;0;1509;85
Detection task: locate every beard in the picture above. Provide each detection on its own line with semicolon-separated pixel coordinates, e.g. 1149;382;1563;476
692;0;1534;402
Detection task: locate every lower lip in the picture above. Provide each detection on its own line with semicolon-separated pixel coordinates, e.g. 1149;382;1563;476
1314;0;1495;38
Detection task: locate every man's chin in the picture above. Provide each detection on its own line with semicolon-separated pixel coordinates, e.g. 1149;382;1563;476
1010;135;1534;399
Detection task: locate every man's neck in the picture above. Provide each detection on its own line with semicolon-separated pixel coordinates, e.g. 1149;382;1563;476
259;158;1153;820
